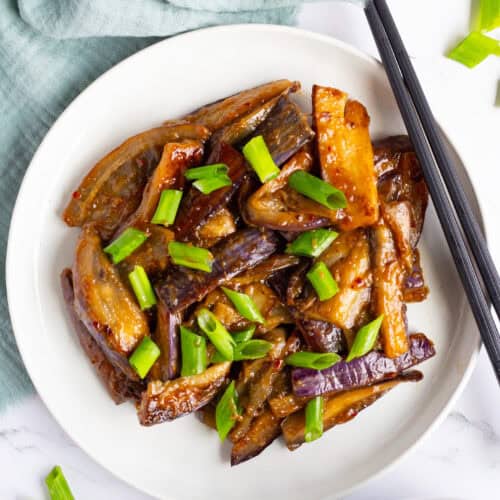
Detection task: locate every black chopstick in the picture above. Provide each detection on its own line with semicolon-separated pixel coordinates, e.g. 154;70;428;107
364;0;500;384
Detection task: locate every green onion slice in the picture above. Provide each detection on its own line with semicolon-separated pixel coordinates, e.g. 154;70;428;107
288;170;347;209
103;227;148;264
180;326;207;376
193;174;232;194
242;135;280;183
447;32;500;68
221;286;265;324
45;465;75;500
285;351;341;370
185;163;229;180
231;325;256;343
478;0;500;31
197;308;235;361
168;241;214;272
285;229;339;258
129;336;161;379
306;262;339;301
128;265;156;310
233;340;272;361
346;314;384;361
215;381;241;441
151;189;182;226
304;396;324;443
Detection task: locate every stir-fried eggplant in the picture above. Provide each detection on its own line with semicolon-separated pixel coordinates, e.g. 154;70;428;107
72;225;150;380
313;85;379;230
196;208;237;247
292;333;435;398
373;135;413;178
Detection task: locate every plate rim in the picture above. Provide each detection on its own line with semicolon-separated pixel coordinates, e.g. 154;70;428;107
6;23;483;500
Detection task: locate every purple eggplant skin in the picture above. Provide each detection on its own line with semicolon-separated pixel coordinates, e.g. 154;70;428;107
292;333;435;398
292;312;346;354
60;269;145;404
155;228;280;314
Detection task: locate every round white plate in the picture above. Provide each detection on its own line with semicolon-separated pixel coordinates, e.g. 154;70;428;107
7;25;481;500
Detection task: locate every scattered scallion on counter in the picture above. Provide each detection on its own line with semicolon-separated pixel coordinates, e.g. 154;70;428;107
285;351;341;370
193;174;232;194
185;163;229;180
285;229;339;258
478;0;500;32
288;170;347;209
306;261;339;301
129;336;161;379
45;465;74;500
128;265;156;310
231;325;256;343
304;396;324;443
103;227;148;264
233;339;272;361
168;241;214;272
151;189;182;226
215;381;240;441
180;326;207;376
222;286;265;324
447;31;500;68
242;135;280;183
346;314;384;362
197;308;235;361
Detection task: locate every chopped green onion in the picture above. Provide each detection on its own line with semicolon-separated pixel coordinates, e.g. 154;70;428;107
215;381;240;441
447;32;500;68
168;241;214;272
45;466;75;500
129;336;161;379
288;171;347;209
103;227;148;264
304;396;324;443
346;314;384;362
306;262;339;301
285;351;341;370
221;286;265;324
233;340;272;361
478;0;500;31
193;175;232;194
197;308;235;361
285;229;339;258
151;189;182;226
185;163;229;180
128;265;156;310
242;135;280;183
180;326;207;376
231;325;256;343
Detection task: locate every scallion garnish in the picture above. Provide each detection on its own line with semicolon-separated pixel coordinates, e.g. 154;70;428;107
168;241;214;272
231;325;256;343
185;163;229;180
242;135;280;183
45;465;74;500
478;0;500;31
215;381;240;441
197;308;235;361
128;265;156;310
233;339;272;361
285;229;339;258
306;262;339;301
180;326;207;376
285;351;341;370
346;315;384;362
304;396;324;443
288;170;347;209
193;175;232;194
221;286;265;324
129;336;161;379
103;227;148;264
151;189;182;226
447;31;500;68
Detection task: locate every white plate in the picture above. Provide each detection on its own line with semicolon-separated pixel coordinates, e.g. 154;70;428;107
7;25;482;500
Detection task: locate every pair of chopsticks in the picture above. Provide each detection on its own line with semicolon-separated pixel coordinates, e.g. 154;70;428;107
364;0;500;384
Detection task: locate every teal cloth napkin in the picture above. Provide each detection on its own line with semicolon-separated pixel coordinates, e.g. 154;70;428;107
0;0;304;411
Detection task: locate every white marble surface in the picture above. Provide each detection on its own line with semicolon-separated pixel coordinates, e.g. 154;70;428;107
1;1;499;499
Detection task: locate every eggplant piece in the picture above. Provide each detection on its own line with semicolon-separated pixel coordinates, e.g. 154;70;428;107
283;371;422;450
244;146;338;231
156;228;279;314
174;142;248;242
403;250;429;302
382;201;414;272
373;135;413;178
249;96;314;167
293;314;346;354
137;362;231;425
170;80;299;132
268;391;308;419
292;333;435;398
60;269;145;404
63;124;210;241
72;225;149;380
313;85;379;230
197;208;237;248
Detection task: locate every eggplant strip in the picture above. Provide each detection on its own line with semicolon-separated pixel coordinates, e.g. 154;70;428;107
373;135;413;179
196;208;237;248
292;333;435;398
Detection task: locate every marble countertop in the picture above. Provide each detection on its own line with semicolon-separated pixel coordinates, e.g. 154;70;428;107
1;1;499;498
